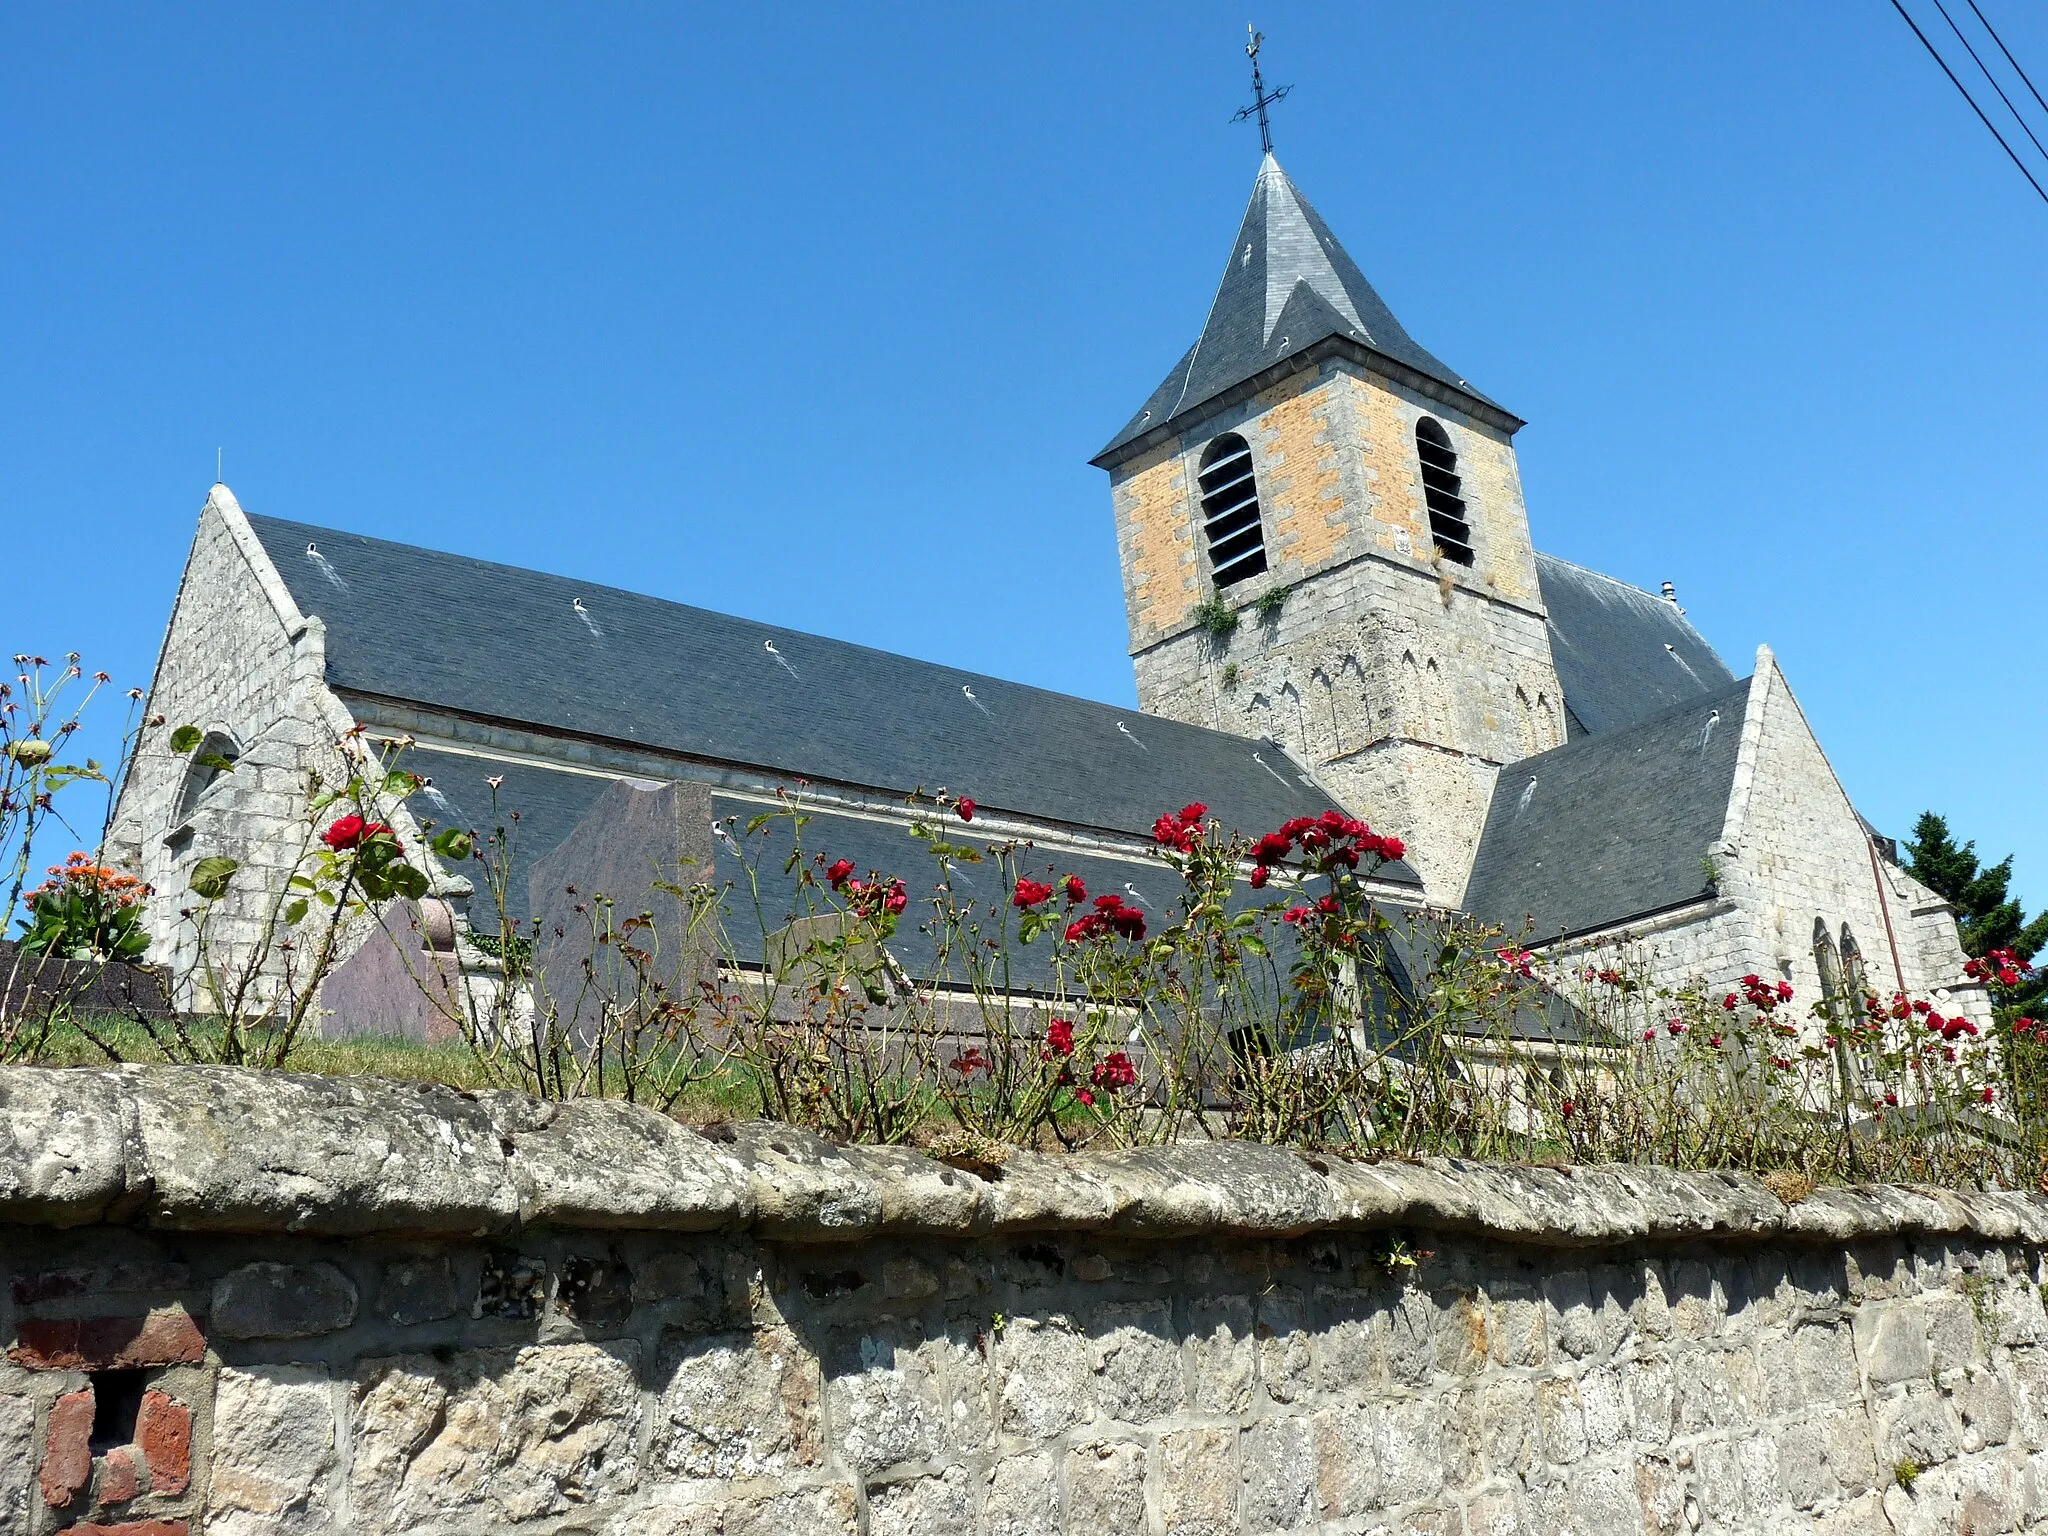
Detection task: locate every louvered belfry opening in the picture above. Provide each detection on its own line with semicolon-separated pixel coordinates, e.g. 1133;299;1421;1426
1414;418;1474;566
1198;434;1268;587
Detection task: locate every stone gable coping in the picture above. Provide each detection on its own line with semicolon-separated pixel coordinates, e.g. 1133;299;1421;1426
3;1064;2043;1247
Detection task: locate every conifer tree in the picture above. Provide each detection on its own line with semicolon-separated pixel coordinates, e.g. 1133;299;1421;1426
1905;812;2047;1019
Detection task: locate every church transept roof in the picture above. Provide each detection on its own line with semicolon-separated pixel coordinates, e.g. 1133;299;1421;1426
1462;677;1750;945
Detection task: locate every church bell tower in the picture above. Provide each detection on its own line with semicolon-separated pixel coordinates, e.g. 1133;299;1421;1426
1092;155;1565;906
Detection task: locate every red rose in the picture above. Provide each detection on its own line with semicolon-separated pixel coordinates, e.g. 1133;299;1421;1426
826;859;856;890
1063;875;1086;905
1179;803;1207;825
957;798;976;822
1013;878;1054;909
1377;836;1404;862
1248;866;1269;889
1251;832;1293;865
1091;1051;1138;1091
320;814;393;851
1046;1019;1075;1057
883;879;908;916
1075;1088;1095;1107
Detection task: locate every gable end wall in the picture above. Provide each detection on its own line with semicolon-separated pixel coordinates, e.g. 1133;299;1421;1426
111;489;363;994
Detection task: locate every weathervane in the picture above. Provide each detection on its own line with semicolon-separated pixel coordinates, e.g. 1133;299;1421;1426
1230;25;1291;155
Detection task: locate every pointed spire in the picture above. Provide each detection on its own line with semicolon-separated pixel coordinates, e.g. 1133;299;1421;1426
1095;158;1512;464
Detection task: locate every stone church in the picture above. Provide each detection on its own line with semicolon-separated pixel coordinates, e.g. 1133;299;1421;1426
112;153;1982;1029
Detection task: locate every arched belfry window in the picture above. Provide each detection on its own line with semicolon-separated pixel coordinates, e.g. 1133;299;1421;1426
1198;434;1268;587
1414;418;1474;567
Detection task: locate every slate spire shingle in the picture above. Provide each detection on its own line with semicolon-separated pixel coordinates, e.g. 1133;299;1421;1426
1097;154;1501;461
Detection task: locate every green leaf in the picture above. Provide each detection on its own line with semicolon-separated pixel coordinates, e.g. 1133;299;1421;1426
284;898;309;926
189;856;239;900
428;828;473;862
387;864;430;901
169;725;203;755
195;752;237;774
745;812;776;834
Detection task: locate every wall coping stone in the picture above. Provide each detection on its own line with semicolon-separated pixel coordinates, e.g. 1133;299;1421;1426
4;1064;2044;1247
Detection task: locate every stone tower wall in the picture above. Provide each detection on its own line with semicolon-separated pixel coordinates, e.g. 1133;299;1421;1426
1110;359;1564;902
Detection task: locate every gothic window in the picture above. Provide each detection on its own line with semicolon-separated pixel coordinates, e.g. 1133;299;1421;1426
1197;434;1268;587
1812;918;1845;1021
1414;418;1474;567
1813;918;1856;1097
171;730;241;827
1839;925;1881;1088
1839;926;1869;1010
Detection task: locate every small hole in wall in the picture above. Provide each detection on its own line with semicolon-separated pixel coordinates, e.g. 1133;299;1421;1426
90;1369;147;1451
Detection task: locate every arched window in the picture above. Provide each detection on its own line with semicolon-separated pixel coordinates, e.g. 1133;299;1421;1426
1813;917;1855;1097
1839;925;1881;1090
1812;917;1844;1019
171;730;241;827
1414;418;1474;567
1839;926;1869;1010
1197;434;1268;587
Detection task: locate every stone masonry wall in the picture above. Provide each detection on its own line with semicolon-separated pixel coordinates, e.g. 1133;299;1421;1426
1561;655;1985;1039
7;1066;2048;1535
108;487;363;1000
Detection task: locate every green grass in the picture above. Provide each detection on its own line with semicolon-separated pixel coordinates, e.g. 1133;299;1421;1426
27;1015;768;1118
31;1014;504;1090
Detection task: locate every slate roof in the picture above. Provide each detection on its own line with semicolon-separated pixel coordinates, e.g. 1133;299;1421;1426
1097;155;1504;463
248;514;1421;886
1534;554;1736;737
1461;678;1750;943
405;746;1591;1040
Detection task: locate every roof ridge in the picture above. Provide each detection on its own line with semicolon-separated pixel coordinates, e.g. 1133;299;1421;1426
1533;549;1673;605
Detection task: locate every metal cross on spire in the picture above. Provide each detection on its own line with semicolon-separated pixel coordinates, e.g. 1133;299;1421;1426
1230;25;1291;155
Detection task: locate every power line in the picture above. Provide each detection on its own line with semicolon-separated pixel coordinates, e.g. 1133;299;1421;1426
1889;0;2048;206
1931;0;2048;164
1965;0;2048;124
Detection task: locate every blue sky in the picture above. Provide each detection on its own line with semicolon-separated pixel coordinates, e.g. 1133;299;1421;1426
5;3;2043;907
